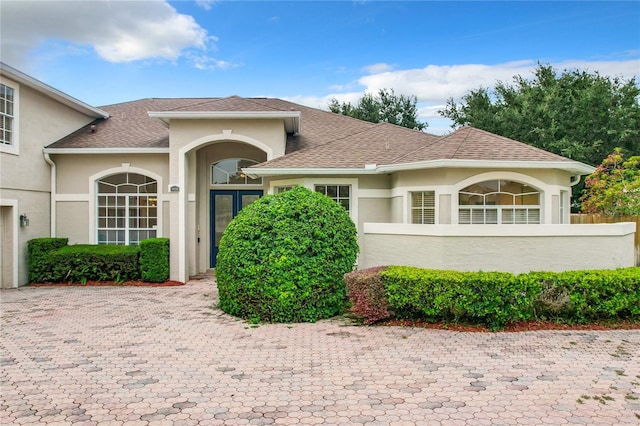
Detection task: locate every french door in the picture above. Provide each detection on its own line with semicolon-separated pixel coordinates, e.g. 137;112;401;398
210;190;262;267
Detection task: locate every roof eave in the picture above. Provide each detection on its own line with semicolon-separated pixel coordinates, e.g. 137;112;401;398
0;62;110;119
378;159;596;175
148;110;301;134
43;147;170;154
245;159;595;178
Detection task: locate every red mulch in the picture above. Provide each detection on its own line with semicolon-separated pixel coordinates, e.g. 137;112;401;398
30;280;184;287
380;319;640;332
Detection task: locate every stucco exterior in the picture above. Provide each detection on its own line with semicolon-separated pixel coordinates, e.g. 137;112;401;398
0;65;107;287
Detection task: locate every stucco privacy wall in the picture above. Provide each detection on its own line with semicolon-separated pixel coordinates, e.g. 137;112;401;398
52;154;169;244
362;223;636;273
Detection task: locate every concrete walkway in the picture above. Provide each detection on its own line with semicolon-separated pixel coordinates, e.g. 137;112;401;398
1;277;639;425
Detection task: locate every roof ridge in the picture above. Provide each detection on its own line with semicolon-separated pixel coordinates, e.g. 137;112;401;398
449;126;471;158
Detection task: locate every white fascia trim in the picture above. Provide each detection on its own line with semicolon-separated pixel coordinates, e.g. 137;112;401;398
148;110;301;133
245;160;594;178
377;159;595;175
243;167;377;177
43;148;170;154
1;62;109;119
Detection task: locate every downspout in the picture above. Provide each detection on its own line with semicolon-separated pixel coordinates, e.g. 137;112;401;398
43;152;56;237
570;175;581;186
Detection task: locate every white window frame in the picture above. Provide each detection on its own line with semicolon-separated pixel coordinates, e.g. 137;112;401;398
458;179;541;225
211;158;263;186
410;191;436;224
89;165;163;244
96;173;158;245
269;178;359;226
0;80;19;155
315;184;351;212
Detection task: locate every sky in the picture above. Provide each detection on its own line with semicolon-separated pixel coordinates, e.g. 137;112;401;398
1;0;639;135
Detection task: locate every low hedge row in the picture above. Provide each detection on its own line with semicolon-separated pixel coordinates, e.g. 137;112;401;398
345;266;640;329
27;237;170;284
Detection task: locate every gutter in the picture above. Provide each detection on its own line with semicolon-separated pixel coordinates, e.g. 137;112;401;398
43;152;56;237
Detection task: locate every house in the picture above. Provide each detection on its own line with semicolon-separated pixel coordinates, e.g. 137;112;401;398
1;62;635;287
0;63;109;288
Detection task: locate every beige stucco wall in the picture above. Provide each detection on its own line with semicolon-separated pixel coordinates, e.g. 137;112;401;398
389;167;575;225
52;153;169;245
362;223;636;273
0;76;99;286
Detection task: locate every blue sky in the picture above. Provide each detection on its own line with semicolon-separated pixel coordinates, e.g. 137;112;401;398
1;0;639;134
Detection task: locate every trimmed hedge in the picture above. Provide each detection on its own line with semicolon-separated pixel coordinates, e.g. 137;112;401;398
27;238;69;283
344;266;640;329
48;244;140;283
140;238;170;282
216;185;359;323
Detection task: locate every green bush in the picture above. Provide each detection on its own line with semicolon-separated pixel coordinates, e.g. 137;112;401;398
27;237;69;283
140;238;170;282
48;244;140;283
344;266;639;329
381;267;538;329
216;186;359;323
529;269;640;322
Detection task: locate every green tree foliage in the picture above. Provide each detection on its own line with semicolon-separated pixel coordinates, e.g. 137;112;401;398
440;64;640;167
581;148;640;216
329;88;427;130
216;186;359;323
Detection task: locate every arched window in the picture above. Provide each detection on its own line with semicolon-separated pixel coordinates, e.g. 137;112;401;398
211;158;263;185
97;173;157;244
459;180;540;224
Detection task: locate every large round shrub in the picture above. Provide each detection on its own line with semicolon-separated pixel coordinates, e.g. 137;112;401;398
216;186;359;323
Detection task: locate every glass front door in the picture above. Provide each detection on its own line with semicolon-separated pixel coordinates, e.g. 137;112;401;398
210;190;262;267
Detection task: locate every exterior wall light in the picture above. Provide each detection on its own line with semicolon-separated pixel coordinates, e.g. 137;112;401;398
19;214;29;227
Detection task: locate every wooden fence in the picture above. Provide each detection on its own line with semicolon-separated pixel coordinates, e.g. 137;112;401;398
570;214;640;266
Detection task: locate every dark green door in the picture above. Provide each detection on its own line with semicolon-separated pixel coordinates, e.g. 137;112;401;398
210;190;262;267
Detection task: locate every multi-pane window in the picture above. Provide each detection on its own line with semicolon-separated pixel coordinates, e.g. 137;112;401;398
211;158;263;185
315;185;350;211
411;191;435;224
97;173;157;245
459;180;540;224
1;83;15;145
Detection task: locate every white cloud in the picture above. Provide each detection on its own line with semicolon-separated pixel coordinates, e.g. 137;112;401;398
361;62;395;74
195;0;217;11
293;58;639;135
1;0;214;65
357;59;640;103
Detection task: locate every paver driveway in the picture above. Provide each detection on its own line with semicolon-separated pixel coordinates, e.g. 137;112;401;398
1;277;639;425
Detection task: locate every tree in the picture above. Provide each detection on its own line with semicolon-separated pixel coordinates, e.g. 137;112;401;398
215;186;359;323
581;148;640;216
329;88;427;130
440;64;640;168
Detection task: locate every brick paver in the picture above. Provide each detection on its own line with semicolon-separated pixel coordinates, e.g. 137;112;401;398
1;278;639;425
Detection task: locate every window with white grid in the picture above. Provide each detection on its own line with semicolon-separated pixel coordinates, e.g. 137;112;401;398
459;180;540;224
315;185;350;211
1;83;15;146
97;173;158;244
411;191;435;224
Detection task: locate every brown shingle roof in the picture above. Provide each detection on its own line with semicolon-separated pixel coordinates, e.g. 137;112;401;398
49;96;585;172
393;126;573;164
